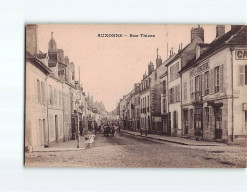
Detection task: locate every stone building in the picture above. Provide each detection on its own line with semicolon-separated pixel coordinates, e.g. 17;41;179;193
25;25;51;151
180;25;247;143
166;27;204;137
140;71;151;133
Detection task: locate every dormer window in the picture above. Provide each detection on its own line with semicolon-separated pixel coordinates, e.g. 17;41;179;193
196;46;200;59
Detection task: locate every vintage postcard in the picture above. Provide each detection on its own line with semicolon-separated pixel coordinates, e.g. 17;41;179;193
25;24;247;168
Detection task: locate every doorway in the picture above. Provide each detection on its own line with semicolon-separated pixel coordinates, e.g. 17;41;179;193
194;107;203;137
183;110;189;135
215;107;222;139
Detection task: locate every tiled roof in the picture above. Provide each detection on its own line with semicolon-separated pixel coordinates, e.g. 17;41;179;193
179;26;247;73
26;51;51;74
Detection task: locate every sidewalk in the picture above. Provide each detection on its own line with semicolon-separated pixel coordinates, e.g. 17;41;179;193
33;135;87;152
121;129;226;146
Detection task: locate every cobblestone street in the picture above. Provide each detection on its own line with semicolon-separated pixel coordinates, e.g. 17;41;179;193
25;131;247;168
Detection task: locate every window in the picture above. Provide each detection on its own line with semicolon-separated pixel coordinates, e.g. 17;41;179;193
245;111;247;130
163;98;166;113
183;82;187;101
147;96;149;112
245;65;247;85
204;71;209;95
170;62;179;81
215;66;220;92
41;82;46;104
163;80;166;95
195;75;201;92
49;85;53;105
37;80;41;104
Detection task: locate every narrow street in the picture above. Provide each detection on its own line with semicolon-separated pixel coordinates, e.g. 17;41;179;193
25;131;246;168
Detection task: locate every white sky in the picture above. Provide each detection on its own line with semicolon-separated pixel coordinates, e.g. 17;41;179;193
37;24;230;111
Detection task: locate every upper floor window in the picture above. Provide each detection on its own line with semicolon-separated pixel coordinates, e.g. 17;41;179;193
183;81;187;101
204;71;209;95
238;65;247;86
170;62;179;82
49;85;53;105
37;79;41;104
214;66;220;92
163;80;166;95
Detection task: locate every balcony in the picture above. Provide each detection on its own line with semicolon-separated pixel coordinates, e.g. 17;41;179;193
191;91;202;104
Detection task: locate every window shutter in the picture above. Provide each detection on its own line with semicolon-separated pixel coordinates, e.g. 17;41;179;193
178;85;180;102
219;64;223;91
33;78;37;102
42;82;46;105
238;65;245;86
209;69;214;94
201;74;204;96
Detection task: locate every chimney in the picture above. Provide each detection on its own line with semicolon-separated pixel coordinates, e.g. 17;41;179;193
26;24;38;55
156;48;162;68
191;25;204;42
57;49;65;64
65;56;70;66
216;25;225;38
148;61;154;75
231;25;242;31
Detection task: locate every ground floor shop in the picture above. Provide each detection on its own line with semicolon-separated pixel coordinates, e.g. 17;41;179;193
181;97;247;142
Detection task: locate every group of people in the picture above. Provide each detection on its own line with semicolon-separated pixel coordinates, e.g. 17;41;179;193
103;122;119;137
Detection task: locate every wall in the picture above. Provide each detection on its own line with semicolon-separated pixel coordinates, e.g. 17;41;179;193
25;61;48;150
232;47;247;138
168;58;182;136
47;75;64;143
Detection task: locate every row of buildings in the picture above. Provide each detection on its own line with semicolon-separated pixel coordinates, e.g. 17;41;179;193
117;25;247;143
25;24;108;152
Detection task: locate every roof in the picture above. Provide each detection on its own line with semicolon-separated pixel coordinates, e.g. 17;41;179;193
26;51;51;74
36;51;48;59
179;25;247;74
165;36;203;67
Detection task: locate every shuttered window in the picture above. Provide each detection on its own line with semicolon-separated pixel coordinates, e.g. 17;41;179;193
183;82;187;101
209;69;214;94
245;65;247;85
238;65;245;86
41;82;46;105
214;66;220;92
204;71;209;95
163;80;166;95
37;80;41;104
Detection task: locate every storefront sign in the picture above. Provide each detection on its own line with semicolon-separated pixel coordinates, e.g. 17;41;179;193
236;49;247;60
190;62;209;77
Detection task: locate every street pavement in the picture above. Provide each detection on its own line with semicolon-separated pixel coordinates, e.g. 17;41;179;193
25;131;247;168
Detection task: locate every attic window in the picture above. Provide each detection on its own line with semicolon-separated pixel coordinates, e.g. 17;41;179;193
196;47;200;59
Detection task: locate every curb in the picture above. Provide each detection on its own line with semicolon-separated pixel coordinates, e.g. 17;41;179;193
121;131;221;146
33;147;86;152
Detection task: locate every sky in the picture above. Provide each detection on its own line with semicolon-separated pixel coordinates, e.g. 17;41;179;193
37;24;230;111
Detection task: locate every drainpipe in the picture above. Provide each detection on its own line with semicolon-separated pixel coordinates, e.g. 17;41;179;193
46;76;49;147
62;82;65;142
231;47;234;142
